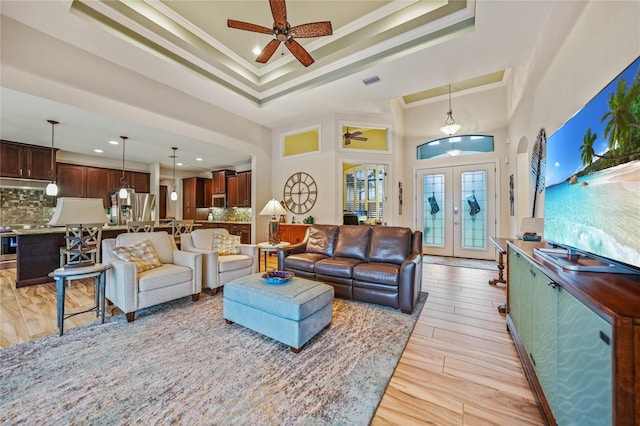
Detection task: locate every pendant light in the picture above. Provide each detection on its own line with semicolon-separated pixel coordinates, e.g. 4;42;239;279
118;136;129;199
440;84;461;136
45;119;59;196
170;147;178;201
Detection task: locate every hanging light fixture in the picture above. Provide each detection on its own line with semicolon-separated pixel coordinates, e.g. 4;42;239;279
118;136;129;199
170;147;178;201
440;84;461;136
45;119;59;196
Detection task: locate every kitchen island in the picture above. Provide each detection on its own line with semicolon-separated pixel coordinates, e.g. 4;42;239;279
194;220;251;244
14;224;177;287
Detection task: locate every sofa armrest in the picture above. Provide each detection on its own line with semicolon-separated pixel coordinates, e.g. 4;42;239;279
173;250;203;293
277;241;307;269
240;244;259;274
239;243;259;258
398;252;423;313
105;259;139;314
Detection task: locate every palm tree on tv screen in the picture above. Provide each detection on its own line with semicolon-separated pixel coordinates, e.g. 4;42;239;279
580;128;598;166
579;69;640;169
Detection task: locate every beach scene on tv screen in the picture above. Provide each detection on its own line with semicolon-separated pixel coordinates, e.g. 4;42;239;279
544;56;640;269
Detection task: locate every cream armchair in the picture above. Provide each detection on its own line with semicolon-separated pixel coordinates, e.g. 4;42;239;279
181;228;258;295
102;231;202;322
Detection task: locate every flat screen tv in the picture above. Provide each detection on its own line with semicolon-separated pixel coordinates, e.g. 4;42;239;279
538;55;640;273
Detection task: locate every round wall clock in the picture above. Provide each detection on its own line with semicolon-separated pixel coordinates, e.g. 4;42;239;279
283;172;317;215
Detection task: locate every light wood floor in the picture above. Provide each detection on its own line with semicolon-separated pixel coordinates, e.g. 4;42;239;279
0;256;543;425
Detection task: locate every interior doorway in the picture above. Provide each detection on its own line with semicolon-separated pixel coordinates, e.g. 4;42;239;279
417;162;496;260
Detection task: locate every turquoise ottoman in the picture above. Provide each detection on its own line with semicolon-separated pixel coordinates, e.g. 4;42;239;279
223;273;334;353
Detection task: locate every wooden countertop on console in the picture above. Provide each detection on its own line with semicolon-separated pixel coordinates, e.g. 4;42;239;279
507;240;640;321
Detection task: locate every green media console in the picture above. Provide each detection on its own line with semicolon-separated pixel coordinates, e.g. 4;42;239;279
506;240;639;425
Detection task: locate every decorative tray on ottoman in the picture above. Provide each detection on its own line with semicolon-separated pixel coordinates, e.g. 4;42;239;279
262;271;294;285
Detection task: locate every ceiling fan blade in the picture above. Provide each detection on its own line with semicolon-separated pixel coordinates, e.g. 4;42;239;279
352;136;368;141
345;139;351;145
256;39;281;63
227;20;273;35
285;38;314;67
269;0;287;30
290;22;333;38
350;131;362;138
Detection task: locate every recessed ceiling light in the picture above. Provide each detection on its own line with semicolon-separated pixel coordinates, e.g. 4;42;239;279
176;162;183;166
252;46;262;55
196;157;203;161
109;140;119;145
94;149;103;153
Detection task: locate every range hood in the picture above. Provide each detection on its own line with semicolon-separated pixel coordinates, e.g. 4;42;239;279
0;178;49;190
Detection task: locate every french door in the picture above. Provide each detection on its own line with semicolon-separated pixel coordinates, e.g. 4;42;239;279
417;162;496;259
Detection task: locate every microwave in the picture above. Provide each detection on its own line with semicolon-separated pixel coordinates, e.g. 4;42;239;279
212;195;226;208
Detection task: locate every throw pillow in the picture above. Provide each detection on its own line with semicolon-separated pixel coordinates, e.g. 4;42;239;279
213;234;241;256
111;238;163;273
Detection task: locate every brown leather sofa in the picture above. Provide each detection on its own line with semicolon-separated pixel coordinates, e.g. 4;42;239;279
277;224;423;314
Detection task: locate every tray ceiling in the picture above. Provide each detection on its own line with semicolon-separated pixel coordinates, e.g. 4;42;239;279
70;0;474;105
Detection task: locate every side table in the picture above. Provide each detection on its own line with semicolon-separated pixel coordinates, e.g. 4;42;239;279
49;263;111;336
258;242;290;271
488;237;512;314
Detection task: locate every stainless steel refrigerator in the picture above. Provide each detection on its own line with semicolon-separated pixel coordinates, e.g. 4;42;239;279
110;189;156;225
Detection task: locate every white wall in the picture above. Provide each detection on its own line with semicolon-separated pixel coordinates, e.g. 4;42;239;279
404;85;510;233
506;0;640;237
269;111;399;234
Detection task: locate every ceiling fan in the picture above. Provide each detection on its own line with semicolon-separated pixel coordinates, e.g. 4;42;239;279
227;0;332;67
343;128;368;145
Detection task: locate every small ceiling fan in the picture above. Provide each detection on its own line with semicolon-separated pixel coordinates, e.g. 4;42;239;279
343;128;368;145
227;0;332;67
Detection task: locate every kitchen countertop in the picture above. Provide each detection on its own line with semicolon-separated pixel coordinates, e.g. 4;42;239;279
13;224;174;236
194;220;251;224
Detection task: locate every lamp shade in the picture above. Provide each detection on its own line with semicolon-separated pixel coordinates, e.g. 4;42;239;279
259;199;287;217
49;198;107;226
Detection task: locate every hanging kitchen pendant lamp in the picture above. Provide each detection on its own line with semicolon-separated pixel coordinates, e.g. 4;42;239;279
118;136;129;199
170;147;178;201
440;84;462;136
45;119;59;196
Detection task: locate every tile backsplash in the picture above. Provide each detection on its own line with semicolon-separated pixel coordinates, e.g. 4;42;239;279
206;207;251;222
0;187;56;225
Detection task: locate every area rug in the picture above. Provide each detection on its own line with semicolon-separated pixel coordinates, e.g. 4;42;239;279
423;255;497;271
0;291;426;425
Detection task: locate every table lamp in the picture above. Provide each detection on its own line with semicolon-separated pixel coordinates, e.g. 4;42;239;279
49;197;107;268
259;199;288;245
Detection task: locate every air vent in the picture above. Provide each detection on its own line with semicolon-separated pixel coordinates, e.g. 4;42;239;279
362;76;381;86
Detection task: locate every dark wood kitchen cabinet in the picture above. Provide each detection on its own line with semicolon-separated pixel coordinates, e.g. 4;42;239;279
218;223;251;244
0;140;54;180
111;170;150;194
227;171;251;207
58;163;149;208
57;163;86;198
129;171;150;193
182;177;209;219
86;167;114;207
211;169;234;195
204;179;213;207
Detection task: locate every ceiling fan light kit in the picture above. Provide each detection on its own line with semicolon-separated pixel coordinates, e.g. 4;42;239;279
228;0;332;67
